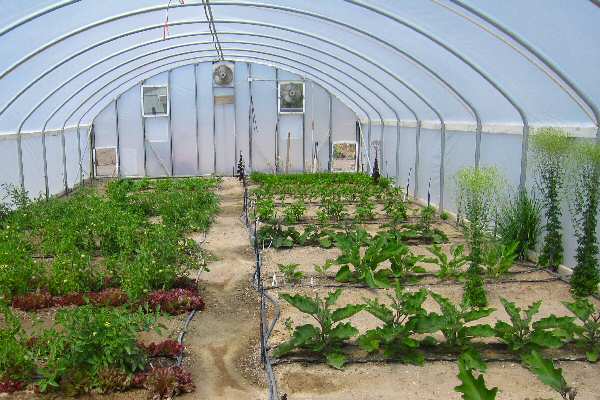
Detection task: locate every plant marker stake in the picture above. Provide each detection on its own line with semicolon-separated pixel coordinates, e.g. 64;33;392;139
272;274;278;287
405;167;412;201
427;177;431;207
310;276;314;286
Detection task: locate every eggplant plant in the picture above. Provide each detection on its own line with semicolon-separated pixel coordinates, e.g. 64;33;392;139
283;200;306;225
423;292;496;353
333;232;403;288
494;298;574;354
563;298;600;362
358;287;434;364
522;350;577;400
454;353;498;400
427;244;468;281
273;289;363;369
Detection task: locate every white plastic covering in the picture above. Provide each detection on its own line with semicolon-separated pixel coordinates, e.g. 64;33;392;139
1;0;600;270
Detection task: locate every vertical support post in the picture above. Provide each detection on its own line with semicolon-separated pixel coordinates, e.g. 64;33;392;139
356;121;361;172
141;81;148;177
395;120;401;186
76;121;83;186
439;122;446;212
232;66;238;177
519;123;530;189
274;69;280;173
327;92;333;172
60;126;68;193
247;63;253;171
302;79;306;172
212;71;217;175
380;121;385;177
16;128;25;191
167;70;174;177
194;64;200;175
413;120;421;198
42;127;49;199
367;119;372;173
114;98;120;178
89;122;95;183
474;120;482;168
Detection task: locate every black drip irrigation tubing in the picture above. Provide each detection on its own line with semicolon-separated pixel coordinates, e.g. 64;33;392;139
176;230;208;367
242;183;281;400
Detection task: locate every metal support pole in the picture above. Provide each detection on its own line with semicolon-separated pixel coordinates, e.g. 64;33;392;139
114;98;120;178
413;120;421;197
327;92;333;172
76;121;83;186
16;129;24;191
168;70;174;176
274;68;280;173
194;64;200;175
233;67;238;176
141;81;148;177
395;120;401;186
247;63;253;171
61;127;68;193
439;122;446;212
302;79;306;173
212;76;217;175
89;122;95;182
519;124;530;189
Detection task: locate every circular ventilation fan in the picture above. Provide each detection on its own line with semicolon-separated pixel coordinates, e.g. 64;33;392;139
213;64;234;86
281;83;303;105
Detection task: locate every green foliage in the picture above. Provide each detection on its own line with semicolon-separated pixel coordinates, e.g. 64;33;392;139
425;292;495;350
273;289;363;369
383;190;408;228
319;195;347;223
530;128;571;270
354;195;375;222
278;263;304;284
497;190;542;260
0;303;35;382
48;253;102;296
456;166;505;270
563;298;600;362
440;211;450;221
427;244;468;281
463;273;489;308
454;353;498;400
418;205;437;233
481;241;519;280
35;305;160;393
256;197;277;223
494;298;574;354
522;350;577;400
358;286;433;364
567;140;600;297
283;200;307;225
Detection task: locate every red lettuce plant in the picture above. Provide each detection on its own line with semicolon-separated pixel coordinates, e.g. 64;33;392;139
144;367;195;400
12;291;52;311
0;379;26;394
139;340;184;358
146;288;204;315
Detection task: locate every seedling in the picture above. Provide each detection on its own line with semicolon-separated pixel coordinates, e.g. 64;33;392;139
273;289;363;369
278;263;304;285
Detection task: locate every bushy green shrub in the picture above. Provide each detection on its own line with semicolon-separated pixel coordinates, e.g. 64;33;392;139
497;190;542;260
0;303;35;382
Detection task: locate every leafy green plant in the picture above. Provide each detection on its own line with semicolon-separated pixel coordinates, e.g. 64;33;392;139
530;128;571;270
358;287;434;364
35;305;160;393
418;205;437;233
427;244;468;281
424;292;495;352
440;211;450;221
497;190;542;260
480;241;519;280
567;140;600;297
333;232;403;288
314;259;335;277
456;166;505;307
48;253;102;296
522;350;577;400
283;200;306;225
563;298;600;362
256;197;277;223
387;244;428;283
319;195;347;223
494;298;574;354
383;191;408;229
278;263;304;284
454;353;498;400
273;289;363;369
355;195;375;222
0;303;35;382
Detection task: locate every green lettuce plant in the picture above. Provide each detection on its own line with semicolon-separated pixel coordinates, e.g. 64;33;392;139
273;289;363;369
530;128;571;270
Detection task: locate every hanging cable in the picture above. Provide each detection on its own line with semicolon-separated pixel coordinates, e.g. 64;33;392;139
162;0;185;40
202;0;224;60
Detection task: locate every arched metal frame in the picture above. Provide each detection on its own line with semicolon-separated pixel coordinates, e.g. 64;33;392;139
0;0;597;211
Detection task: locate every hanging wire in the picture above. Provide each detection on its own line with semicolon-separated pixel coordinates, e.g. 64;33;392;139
162;0;186;40
202;0;224;60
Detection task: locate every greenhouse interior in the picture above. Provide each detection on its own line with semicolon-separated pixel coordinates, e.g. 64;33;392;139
1;1;600;399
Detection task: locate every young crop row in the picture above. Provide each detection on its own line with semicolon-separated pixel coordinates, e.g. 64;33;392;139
0;177;219;302
275;286;597;399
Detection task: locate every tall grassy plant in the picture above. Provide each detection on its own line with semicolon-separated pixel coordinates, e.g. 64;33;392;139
456;166;505;307
497;190;542;260
567;141;600;297
530;128;571;270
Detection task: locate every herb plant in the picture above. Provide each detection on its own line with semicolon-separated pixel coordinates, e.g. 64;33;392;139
497;190;542;260
273;289;363;369
530;128;571;270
